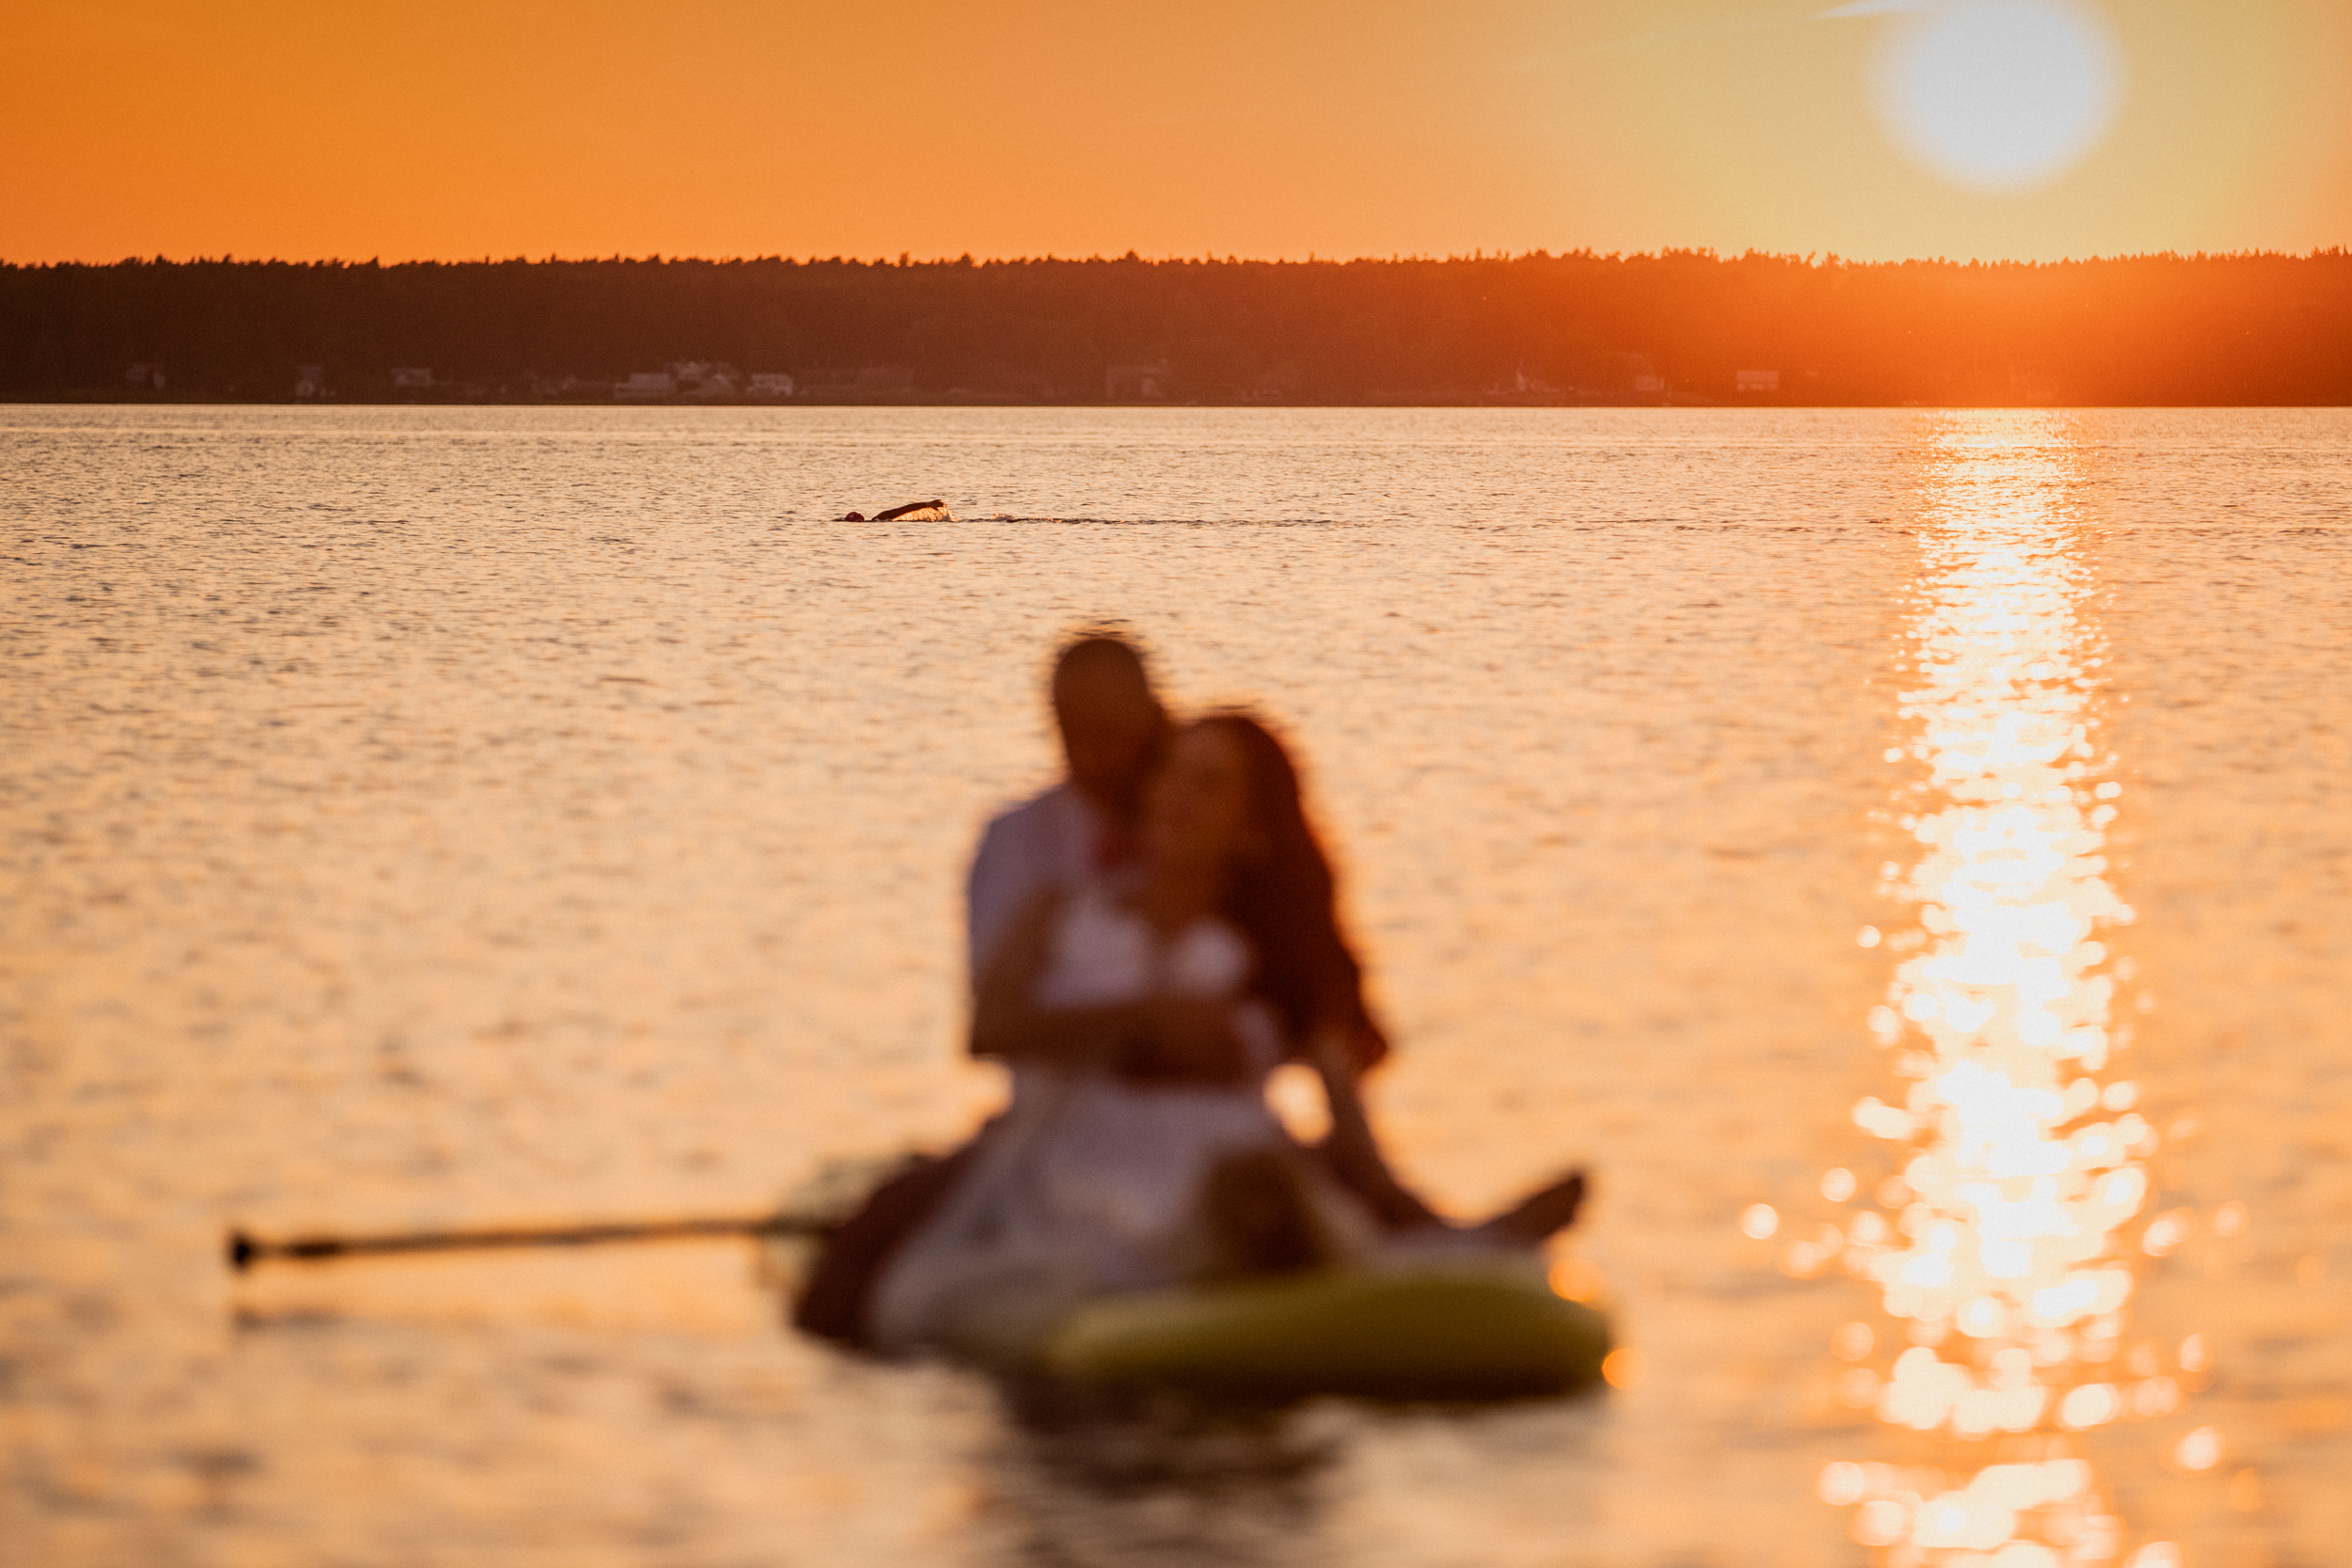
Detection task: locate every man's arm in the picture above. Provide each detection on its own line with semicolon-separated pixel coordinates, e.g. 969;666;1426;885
968;887;1252;1084
969;886;1093;1064
965;805;1038;988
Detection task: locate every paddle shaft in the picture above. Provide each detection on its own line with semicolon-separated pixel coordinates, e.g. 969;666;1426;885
228;1212;827;1272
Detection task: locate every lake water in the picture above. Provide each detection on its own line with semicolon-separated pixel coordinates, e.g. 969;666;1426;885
4;404;2347;1568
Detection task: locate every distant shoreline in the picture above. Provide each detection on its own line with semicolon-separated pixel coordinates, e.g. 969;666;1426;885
9;251;2350;407
12;393;2349;410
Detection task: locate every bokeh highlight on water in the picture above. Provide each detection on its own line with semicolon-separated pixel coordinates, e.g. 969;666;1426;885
4;405;2346;1566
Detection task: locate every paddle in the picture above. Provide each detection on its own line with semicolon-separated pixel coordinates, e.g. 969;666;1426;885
227;1212;830;1272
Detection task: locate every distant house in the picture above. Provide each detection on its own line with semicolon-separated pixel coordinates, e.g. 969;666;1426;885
1735;369;1781;393
294;364;329;399
1578;351;1664;399
749;372;795;397
124;361;166;392
525;373;606;399
390;367;434;389
616;372;675;401
665;361;741;399
1237;368;1302;403
1105;360;1170;400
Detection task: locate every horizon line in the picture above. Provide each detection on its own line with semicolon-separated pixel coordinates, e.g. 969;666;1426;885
9;245;2352;272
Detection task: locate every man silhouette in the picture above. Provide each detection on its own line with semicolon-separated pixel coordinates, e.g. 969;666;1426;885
966;634;1169;980
795;632;1179;1342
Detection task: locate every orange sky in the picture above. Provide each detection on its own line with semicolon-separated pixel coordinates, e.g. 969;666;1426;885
4;0;2348;264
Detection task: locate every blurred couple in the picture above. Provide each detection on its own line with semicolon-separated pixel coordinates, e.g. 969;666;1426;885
797;633;1585;1354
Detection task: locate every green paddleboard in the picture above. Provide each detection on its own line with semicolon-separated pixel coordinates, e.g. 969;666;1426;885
1039;1263;1613;1402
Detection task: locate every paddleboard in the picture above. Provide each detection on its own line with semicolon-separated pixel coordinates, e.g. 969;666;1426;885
1038;1260;1611;1402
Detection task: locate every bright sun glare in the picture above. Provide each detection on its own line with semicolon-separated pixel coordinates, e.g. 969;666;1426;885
1871;0;2125;194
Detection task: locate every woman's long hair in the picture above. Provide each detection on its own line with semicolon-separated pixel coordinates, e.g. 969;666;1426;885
1198;712;1390;1070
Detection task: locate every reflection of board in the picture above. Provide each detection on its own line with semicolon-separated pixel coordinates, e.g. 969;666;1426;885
1041;1263;1613;1402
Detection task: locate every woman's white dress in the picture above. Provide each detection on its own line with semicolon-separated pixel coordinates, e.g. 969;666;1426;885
869;881;1308;1356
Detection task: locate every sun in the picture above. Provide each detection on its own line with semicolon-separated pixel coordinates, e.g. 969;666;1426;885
1870;0;2125;195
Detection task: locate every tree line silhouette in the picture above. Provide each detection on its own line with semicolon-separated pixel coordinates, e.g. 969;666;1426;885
4;249;2348;404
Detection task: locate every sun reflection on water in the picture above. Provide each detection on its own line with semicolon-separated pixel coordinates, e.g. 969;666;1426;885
1818;418;2188;1568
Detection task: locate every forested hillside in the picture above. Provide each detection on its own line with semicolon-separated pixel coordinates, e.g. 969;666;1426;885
5;249;2348;404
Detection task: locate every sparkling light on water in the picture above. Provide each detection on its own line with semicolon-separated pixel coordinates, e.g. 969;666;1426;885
1820;417;2191;1567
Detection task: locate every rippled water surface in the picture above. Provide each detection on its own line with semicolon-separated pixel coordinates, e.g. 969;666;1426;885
4;405;2347;1567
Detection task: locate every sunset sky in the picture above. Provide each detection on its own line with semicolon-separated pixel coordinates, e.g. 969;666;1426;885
5;0;2348;265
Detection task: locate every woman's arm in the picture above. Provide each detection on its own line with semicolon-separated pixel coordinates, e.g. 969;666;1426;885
1308;1025;1442;1229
